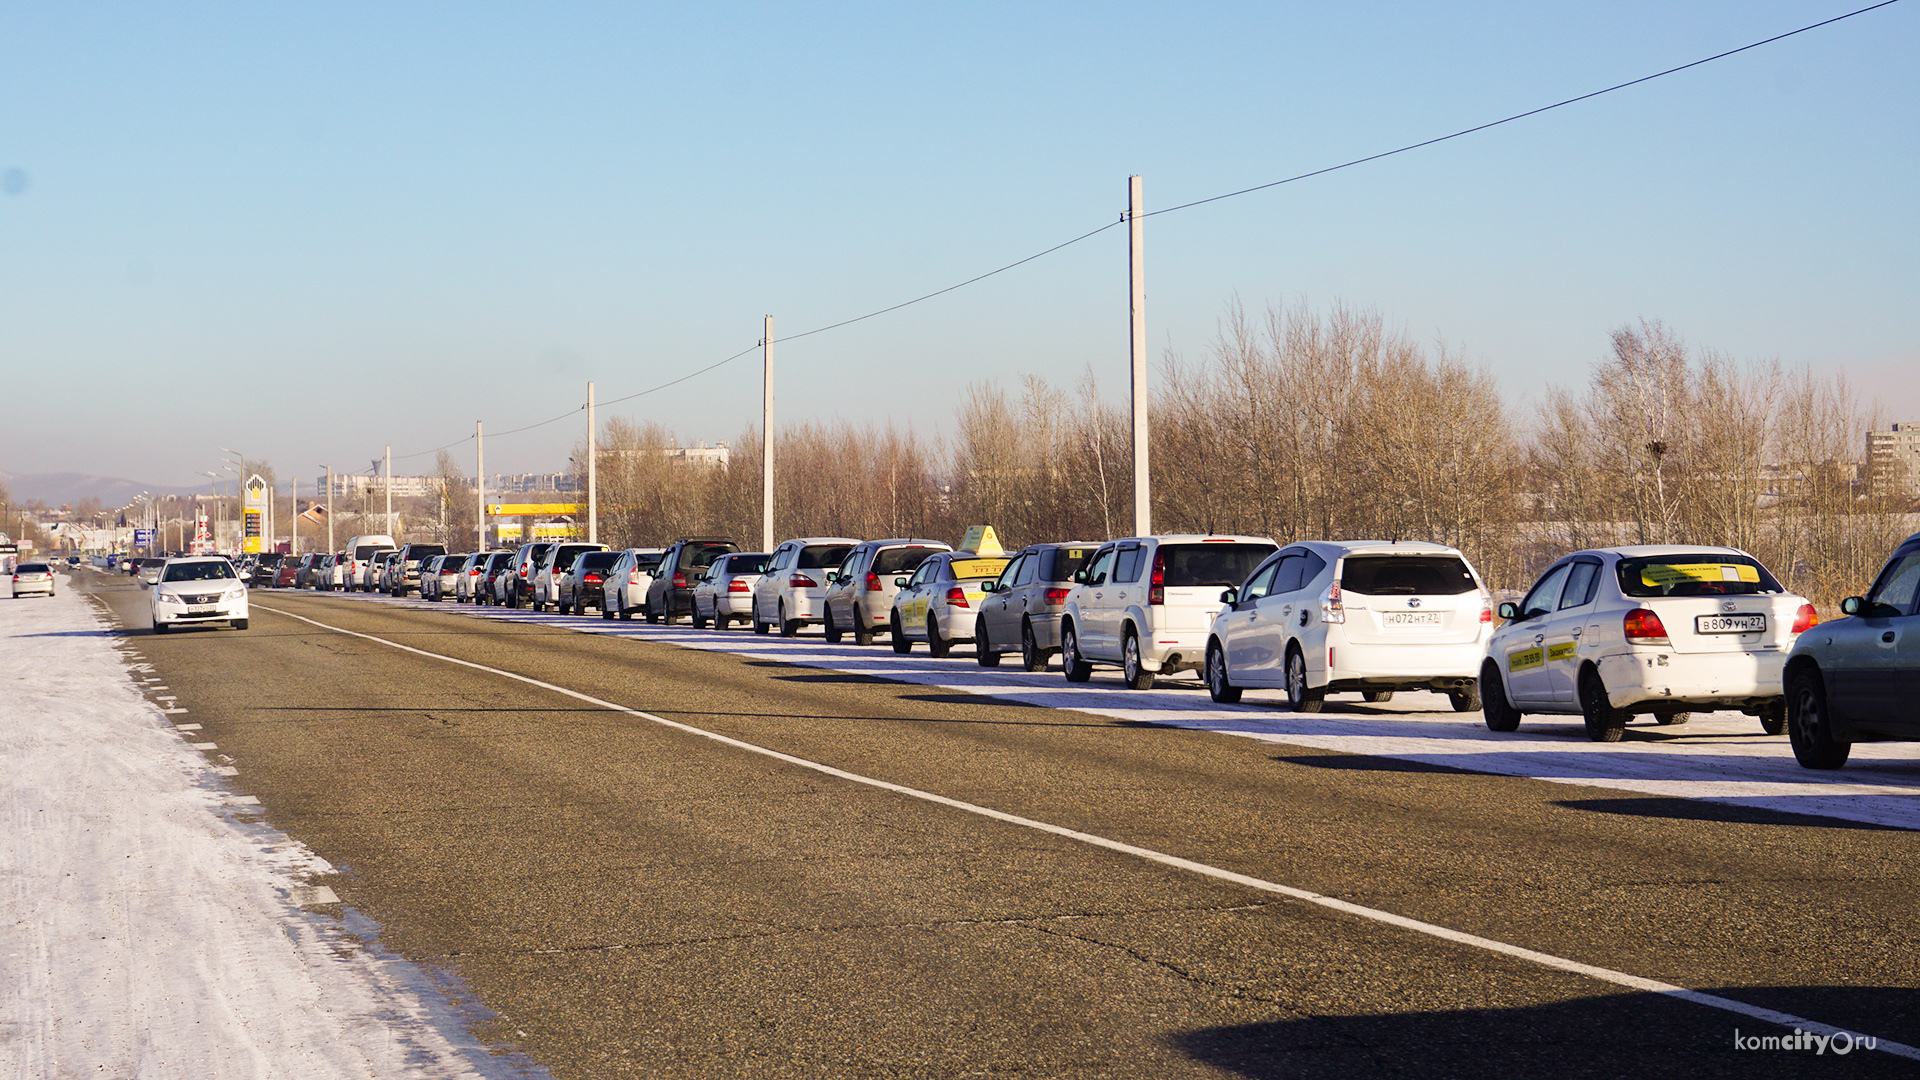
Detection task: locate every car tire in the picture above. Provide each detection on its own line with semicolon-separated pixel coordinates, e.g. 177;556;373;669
153;622;169;635
601;603;615;620
1578;667;1628;743
853;619;874;647
646;604;659;624
890;614;912;654
975;617;1000;667
1206;643;1241;704
754;613;771;635
619;602;633;621
715;612;730;631
1755;703;1784;736
1448;684;1481;713
1060;624;1092;683
693;607;709;630
1787;668;1850;769
823;610;843;644
780;603;801;638
1020;621;1046;672
1654;710;1693;726
1121;629;1154;690
1480;662;1521;731
1284;647;1324;713
926;613;950;657
232;619;248;631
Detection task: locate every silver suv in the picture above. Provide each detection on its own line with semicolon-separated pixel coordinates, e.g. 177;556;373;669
974;542;1098;669
1060;535;1277;690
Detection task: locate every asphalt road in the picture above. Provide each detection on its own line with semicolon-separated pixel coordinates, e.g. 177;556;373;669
82;572;1919;1079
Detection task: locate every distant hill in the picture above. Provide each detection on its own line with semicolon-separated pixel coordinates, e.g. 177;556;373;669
0;472;207;507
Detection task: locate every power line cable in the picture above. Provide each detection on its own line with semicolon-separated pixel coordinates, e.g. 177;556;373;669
1146;0;1904;220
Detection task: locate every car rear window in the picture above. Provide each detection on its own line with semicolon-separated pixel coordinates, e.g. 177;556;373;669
797;544;853;570
634;553;663;572
1340;555;1477;596
163;561;235;582
1617;554;1782;598
949;557;1010;581
681;542;734;570
353;545;385;559
1040;547;1094;582
1156;543;1276;588
723;554;766;573
872;546;940;575
577;552;619;571
17;563;49;573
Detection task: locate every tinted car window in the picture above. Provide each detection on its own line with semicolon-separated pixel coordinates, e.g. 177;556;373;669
1241;559;1281;602
724;553;766;573
1616;554;1781;598
1043;547;1092;582
634;554;663;572
1519;563;1571;619
1559;561;1601;610
872;546;940;576
1340;555;1476;596
1865;551;1920;617
797;544;854;571
1013;554;1038;586
682;542;734;571
163;561;236;582
1271;554;1307;595
1114;545;1144;584
1083;549;1114;585
1156;543;1276;589
577;552;619;571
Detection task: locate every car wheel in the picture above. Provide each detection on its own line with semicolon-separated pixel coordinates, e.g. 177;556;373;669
753;610;771;634
853;618;874;647
1121;629;1154;690
714;612;730;631
1578;667;1628;742
1362;690;1393;703
1285;647;1324;713
1480;662;1521;731
153;622;169;635
619;601;633;621
1654;710;1693;726
232;618;248;631
1020;621;1046;672
693;606;708;630
890;613;912;654
1448;683;1481;713
601;602;615;620
1755;703;1784;736
1787;668;1850;769
646;604;659;624
975;617;1001;667
1206;643;1241;704
823;608;843;644
1060;624;1092;683
780;603;801;638
926;612;950;657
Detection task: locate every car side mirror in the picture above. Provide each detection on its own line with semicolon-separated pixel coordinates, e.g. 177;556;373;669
1497;601;1519;621
894;577;909;588
1840;596;1863;616
1220;587;1238;605
981;581;996;593
1072;570;1088;584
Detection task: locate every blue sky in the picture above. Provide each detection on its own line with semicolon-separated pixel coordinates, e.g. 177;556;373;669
3;1;1916;489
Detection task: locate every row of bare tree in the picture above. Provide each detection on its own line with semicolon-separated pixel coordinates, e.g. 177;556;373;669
439;302;1908;609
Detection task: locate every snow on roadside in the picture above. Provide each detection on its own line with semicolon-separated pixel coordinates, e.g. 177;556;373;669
0;580;546;1079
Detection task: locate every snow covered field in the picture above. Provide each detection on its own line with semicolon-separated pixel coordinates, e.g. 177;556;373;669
0;578;544;1079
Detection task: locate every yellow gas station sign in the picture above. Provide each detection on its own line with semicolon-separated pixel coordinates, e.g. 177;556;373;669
487;503;581;516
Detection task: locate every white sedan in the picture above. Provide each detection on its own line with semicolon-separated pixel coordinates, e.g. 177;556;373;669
1481;545;1815;741
151;557;250;633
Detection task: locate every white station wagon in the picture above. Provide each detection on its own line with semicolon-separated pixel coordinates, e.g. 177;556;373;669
1481;545;1816;741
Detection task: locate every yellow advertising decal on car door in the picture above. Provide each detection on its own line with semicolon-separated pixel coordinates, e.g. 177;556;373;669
1547;641;1579;662
1507;646;1544;672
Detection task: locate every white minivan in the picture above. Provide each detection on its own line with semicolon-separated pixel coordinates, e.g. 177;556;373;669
341;534;397;593
1204;541;1492;712
1059;535;1277;689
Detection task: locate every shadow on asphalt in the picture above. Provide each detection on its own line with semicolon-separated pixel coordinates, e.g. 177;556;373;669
1272;753;1483;776
1172;986;1917;1079
1555;798;1911;833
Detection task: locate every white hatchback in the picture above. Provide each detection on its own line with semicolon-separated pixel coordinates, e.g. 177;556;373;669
1059;535;1278;690
1481;545;1816;741
151;557;249;633
1204;541;1492;712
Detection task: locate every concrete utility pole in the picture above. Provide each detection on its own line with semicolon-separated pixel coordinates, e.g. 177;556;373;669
476;421;486;551
384;445;393;538
324;466;334;553
586;381;597;545
290;475;298;555
1129;175;1150;537
761;316;774;553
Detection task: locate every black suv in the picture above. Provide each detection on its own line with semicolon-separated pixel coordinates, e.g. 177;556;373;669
646;537;739;624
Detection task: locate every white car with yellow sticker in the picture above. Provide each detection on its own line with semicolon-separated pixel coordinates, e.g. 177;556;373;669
1481;546;1816;742
889;552;1010;657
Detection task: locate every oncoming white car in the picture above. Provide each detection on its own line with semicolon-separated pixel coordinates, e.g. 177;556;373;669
151;557;249;633
1481;546;1815;741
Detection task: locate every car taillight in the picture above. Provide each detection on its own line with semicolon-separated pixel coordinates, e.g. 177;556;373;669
790;573;818;588
672;571;687;588
1319;581;1345;624
1043;587;1069;606
728;578;751;593
1624;608;1670;645
946;586;968;608
865;571;882;591
584;573;602;584
1791;603;1818;634
1479;592;1493;623
1148;550;1165;605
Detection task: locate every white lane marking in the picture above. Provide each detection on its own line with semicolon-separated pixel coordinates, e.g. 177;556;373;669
255;602;1917;1057
163;708;188;715
191;743;219;750
290;886;340;906
213;766;238;776
174;723;203;731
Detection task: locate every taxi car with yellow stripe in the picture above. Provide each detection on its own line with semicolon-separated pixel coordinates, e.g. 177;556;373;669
1481;546;1816;742
888;551;1010;657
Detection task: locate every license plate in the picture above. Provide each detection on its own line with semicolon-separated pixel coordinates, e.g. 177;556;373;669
189;606;217;614
1695;614;1765;634
1382;611;1443;627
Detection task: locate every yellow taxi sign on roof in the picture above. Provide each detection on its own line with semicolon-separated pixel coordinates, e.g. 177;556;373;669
958;525;1004;556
